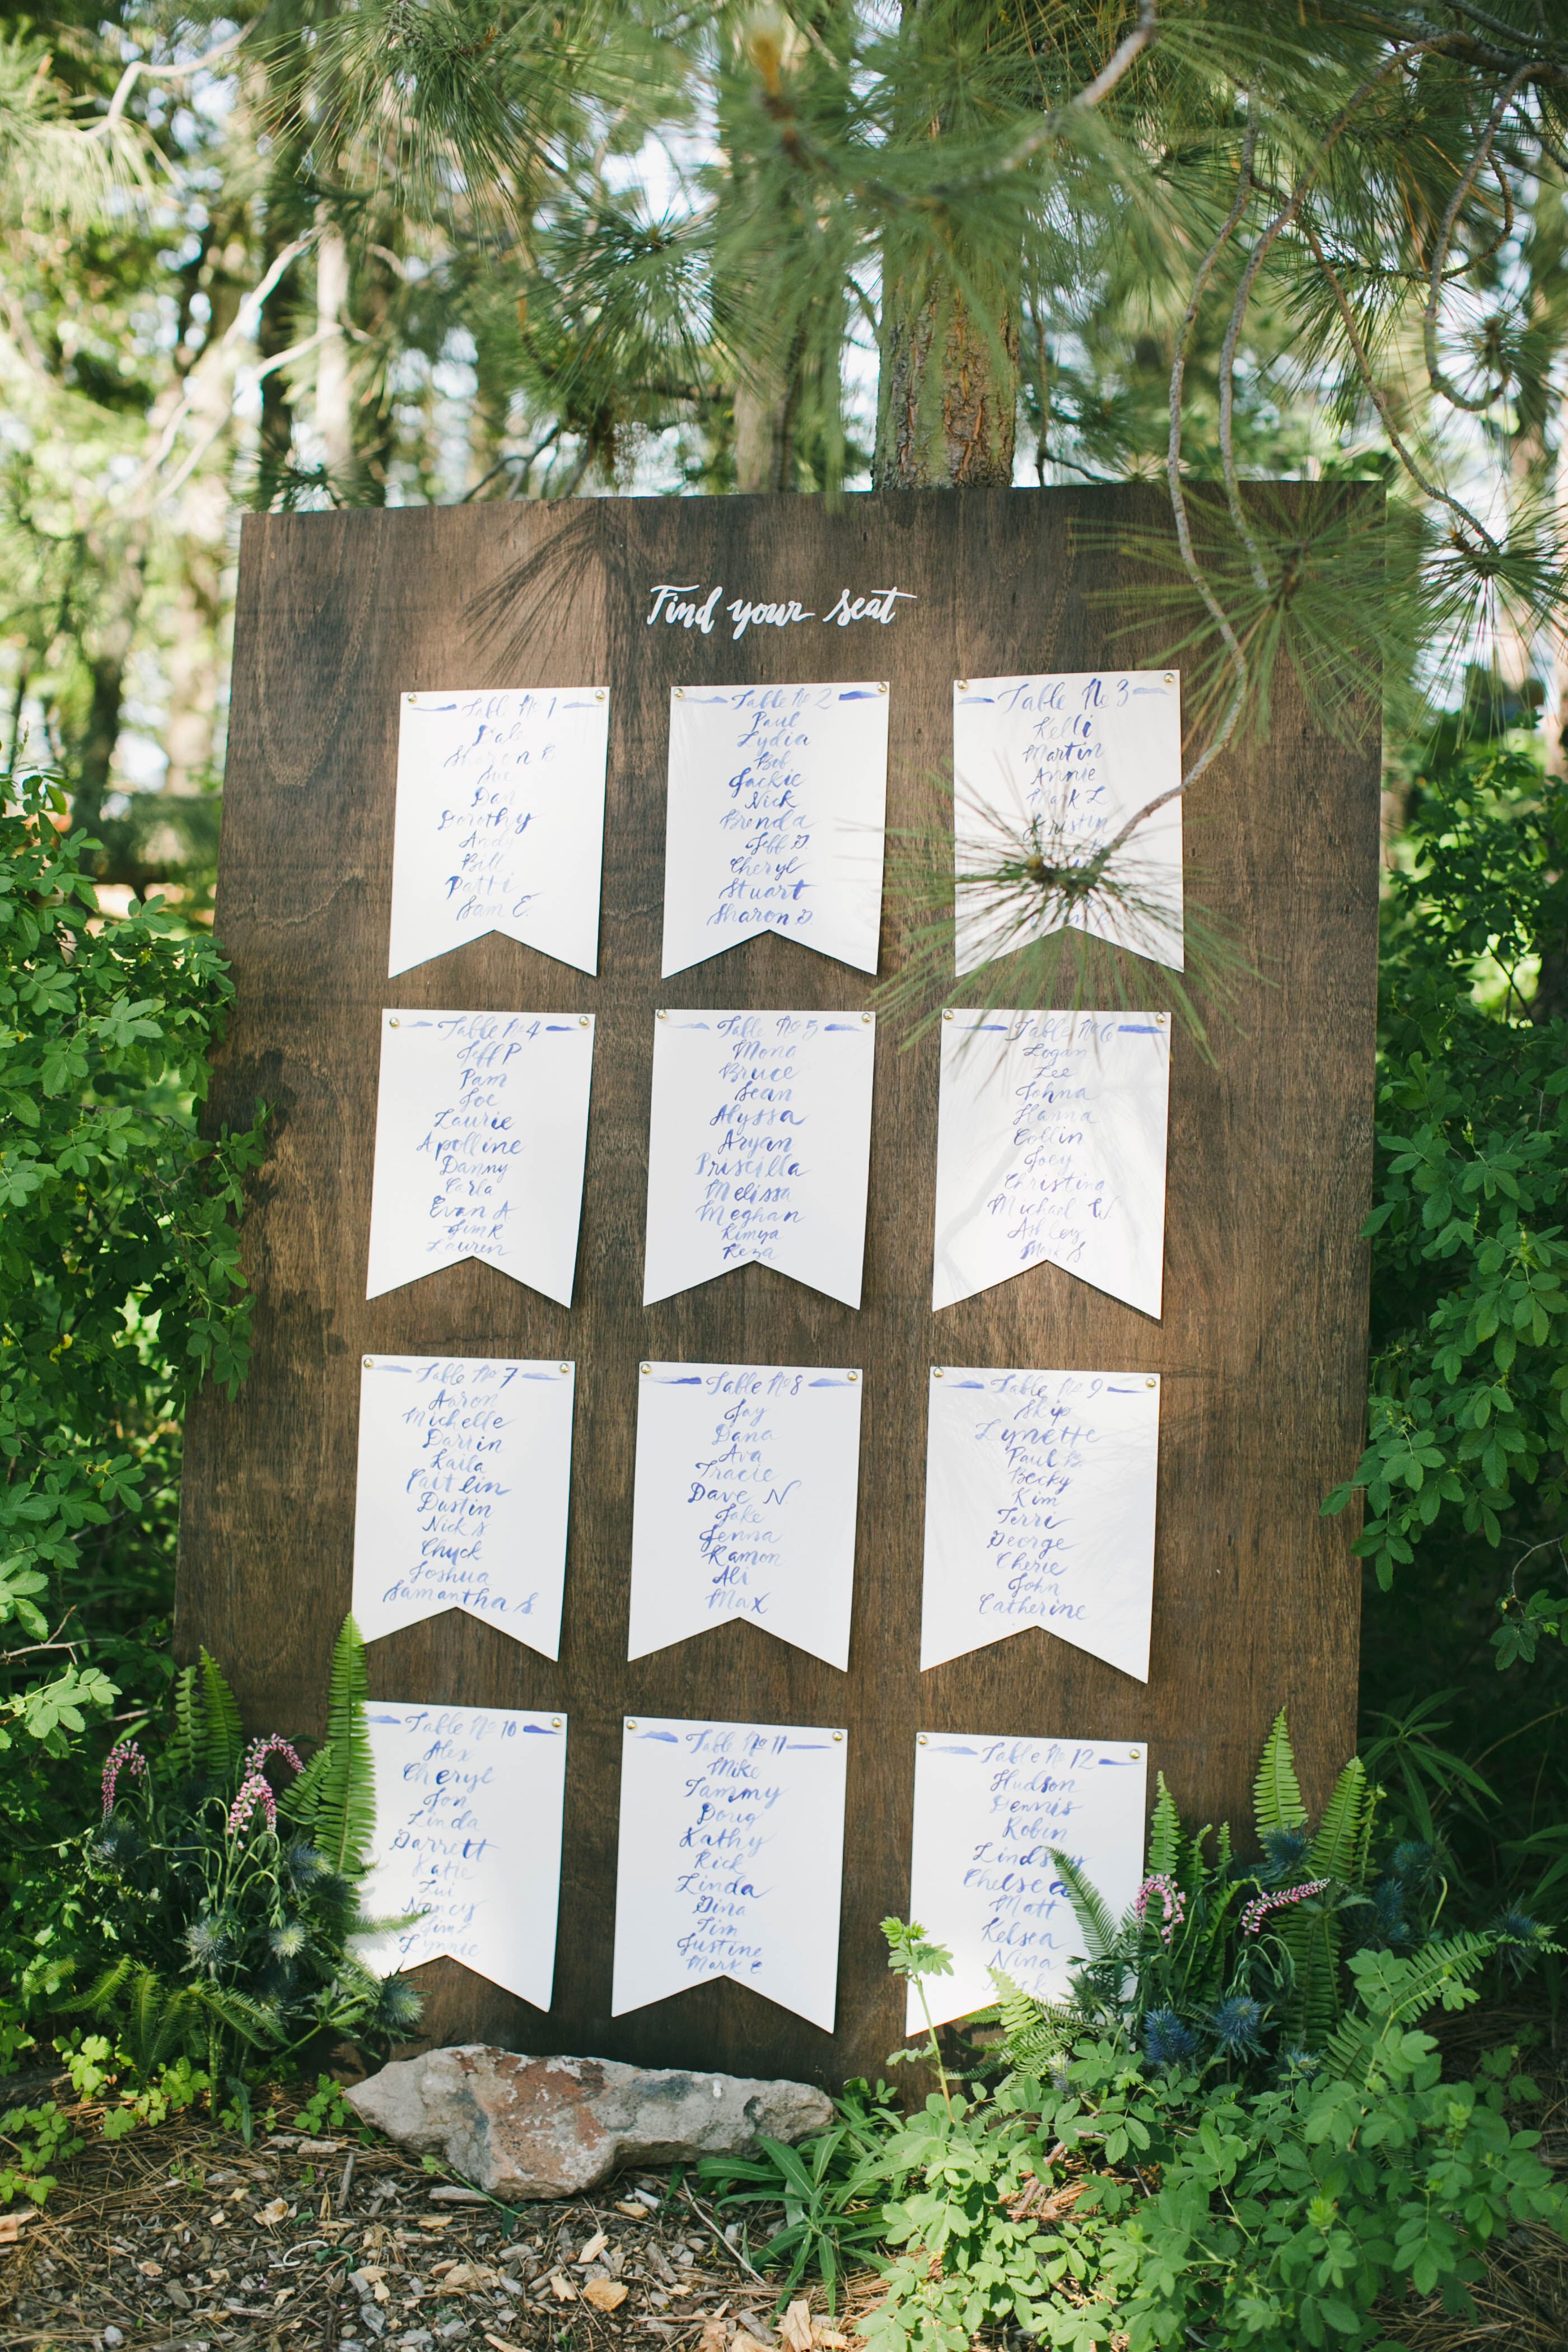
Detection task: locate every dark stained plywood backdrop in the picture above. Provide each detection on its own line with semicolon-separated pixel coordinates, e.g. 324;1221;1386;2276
177;487;1379;2087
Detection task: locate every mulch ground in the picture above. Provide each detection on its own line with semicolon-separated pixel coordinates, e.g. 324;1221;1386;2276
2;2017;1566;2352
0;2079;881;2352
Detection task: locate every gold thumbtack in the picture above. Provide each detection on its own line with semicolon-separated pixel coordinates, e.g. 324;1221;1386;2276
388;1016;400;1027
1164;673;1175;685
675;687;684;699
627;1719;638;1732
933;1368;944;1379
408;694;418;704
551;1717;563;1729
657;1009;669;1021
560;1364;571;1375
641;1363;651;1375
878;682;888;694
578;1015;590;1026
918;1734;929;1746
595;690;606;701
363;1356;375;1369
957;680;969;692
847;1371;859;1383
861;1012;872;1024
942;1007;954;1020
832;1731;843;1742
1130;1748;1142;1760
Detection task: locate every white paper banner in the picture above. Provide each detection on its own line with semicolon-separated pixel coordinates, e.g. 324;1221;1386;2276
921;1368;1159;1680
932;1010;1169;1317
365;1010;594;1304
629;1363;861;1668
953;670;1183;974
388;689;609;977
352;1355;575;1655
662;683;889;977
644;1010;875;1308
907;1733;1147;2029
612;1716;847;2031
356;1702;566;2010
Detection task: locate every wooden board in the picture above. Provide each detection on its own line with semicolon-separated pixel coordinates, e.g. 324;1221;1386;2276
177;486;1379;2086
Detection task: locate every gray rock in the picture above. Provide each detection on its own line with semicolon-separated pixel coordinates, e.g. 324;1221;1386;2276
347;2046;833;2201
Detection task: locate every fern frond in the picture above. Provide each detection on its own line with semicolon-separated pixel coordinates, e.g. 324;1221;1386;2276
1047;1847;1119;1960
54;1957;134;2016
198;1650;245;1782
1253;1711;1307;1841
168;1665;200;1780
1310;1757;1370;1883
1146;1776;1183;1879
281;1618;376;1878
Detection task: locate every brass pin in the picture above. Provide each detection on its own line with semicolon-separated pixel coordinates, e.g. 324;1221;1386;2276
578;1015;590;1026
551;1717;563;1729
641;1363;651;1375
832;1730;844;1742
388;1016;400;1028
918;1734;929;1746
363;1356;375;1369
560;1364;571;1376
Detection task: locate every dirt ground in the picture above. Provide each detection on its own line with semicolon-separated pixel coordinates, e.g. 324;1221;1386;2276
0;2081;883;2352
2;2026;1566;2352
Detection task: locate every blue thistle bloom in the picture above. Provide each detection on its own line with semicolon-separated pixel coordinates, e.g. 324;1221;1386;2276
269;1920;308;1961
1208;1996;1268;2057
284;1839;326;1888
184;1915;233;1971
1259;1827;1312;1879
1495;1908;1542;1943
1280;2046;1320;2077
1142;2008;1198;2068
374;1973;426;2034
1390;1841;1435;1880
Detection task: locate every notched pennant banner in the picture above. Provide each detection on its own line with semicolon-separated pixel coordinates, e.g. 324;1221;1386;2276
629;1362;861;1669
356;1702;566;2011
352;1355;575;1657
612;1715;847;2033
388;688;609;978
643;1010;875;1308
953;669;1183;976
662;683;889;978
921;1367;1159;1681
365;1010;594;1305
932;1010;1170;1317
907;1733;1147;2030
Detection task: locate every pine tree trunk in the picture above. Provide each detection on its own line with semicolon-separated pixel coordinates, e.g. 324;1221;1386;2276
734;375;797;494
316;225;354;479
71;531;148;841
874;263;1019;489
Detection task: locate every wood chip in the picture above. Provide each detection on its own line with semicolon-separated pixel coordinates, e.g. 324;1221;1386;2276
549;2269;576;2300
0;2210;38;2245
780;2300;814;2352
576;2227;609;2264
582;2276;629;2312
258;2197;289;2225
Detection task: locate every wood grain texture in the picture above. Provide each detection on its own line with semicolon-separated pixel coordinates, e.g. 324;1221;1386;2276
177;486;1379;2085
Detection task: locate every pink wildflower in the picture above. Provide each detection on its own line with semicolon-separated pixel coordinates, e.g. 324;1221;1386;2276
227;1772;278;1837
1133;1873;1187;1945
1242;1880;1329;1937
101;1739;148;1819
243;1734;304;1780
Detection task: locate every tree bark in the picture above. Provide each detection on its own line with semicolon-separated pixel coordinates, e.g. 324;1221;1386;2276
874;263;1019;489
734;367;799;493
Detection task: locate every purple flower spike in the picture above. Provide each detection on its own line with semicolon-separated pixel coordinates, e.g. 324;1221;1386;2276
227;1772;278;1837
101;1739;148;1819
1242;1879;1329;1937
1132;1872;1187;1946
244;1734;304;1781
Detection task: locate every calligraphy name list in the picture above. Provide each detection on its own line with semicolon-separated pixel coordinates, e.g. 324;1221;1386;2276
388;688;609;977
932;1010;1170;1317
663;683;889;976
365;1010;595;1304
953;670;1184;975
644;1011;875;1308
612;1716;847;2031
352;1355;574;1654
629;1363;862;1668
907;1733;1147;2027
356;1702;567;2010
922;1368;1160;1681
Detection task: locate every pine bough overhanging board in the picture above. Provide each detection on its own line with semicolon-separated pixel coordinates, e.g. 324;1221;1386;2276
177;487;1379;2087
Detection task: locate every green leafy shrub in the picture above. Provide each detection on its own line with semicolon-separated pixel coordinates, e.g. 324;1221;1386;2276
61;1622;419;2086
0;757;265;1989
859;1931;1567;2352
